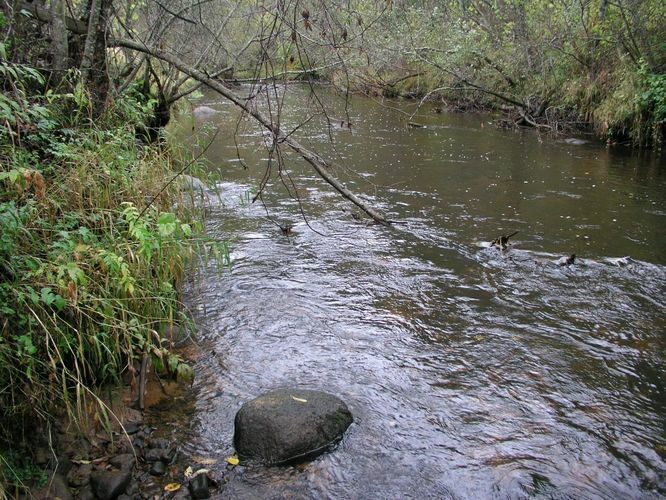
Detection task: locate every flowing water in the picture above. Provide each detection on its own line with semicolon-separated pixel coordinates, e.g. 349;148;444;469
166;85;665;499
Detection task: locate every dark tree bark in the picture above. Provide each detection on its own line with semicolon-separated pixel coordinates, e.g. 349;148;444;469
49;0;69;84
79;0;113;115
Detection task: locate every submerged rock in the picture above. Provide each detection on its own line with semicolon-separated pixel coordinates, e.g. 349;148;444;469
563;137;589;145
608;256;633;267
234;389;353;465
193;105;219;119
188;473;211;499
554;254;576;266
180;174;208;193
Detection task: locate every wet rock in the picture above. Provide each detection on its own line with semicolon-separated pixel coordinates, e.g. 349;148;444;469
188;473;211;499
122;422;141;434
171;488;191;500
109;453;135;471
149;460;166;476
90;469;131;500
234;389;353;464
131;436;145;451
180;174;208;193
125;479;139;498
40;473;73;500
144;445;175;463
67;463;92;487
609;256;633;267
76;484;95;500
147;438;170;449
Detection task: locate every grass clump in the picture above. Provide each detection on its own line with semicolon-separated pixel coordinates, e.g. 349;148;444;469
0;63;223;490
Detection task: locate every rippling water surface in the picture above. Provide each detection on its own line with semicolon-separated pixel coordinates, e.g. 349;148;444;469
165;85;665;499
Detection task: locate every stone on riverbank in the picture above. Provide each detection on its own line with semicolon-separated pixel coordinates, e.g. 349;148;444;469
90;469;131;500
234;389;353;465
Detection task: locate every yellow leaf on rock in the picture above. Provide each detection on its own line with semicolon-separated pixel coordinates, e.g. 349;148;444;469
291;396;307;403
226;456;240;466
164;483;181;492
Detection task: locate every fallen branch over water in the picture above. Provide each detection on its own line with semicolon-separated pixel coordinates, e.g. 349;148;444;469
113;39;391;225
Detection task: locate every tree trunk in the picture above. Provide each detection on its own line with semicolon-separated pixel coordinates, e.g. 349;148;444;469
598;0;609;22
49;0;69;84
79;0;102;81
80;0;112;115
113;39;391;225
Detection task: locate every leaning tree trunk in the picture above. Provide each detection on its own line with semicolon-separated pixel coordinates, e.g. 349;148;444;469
113;39;391;225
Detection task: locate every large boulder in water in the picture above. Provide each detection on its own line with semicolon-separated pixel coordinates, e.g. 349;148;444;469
234;389;353;465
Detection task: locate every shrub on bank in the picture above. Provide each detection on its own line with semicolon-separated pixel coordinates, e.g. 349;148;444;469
0;61;221;492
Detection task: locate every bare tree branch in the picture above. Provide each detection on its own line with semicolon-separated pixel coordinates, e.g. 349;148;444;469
113;38;390;225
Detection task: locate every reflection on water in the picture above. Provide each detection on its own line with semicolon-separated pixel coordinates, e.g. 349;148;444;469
169;86;665;498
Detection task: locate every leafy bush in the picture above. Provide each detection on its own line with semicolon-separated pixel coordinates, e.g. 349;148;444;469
637;65;666;144
0;62;225;471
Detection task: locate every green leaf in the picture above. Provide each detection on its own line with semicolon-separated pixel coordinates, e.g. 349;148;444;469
177;363;194;384
157;212;177;237
17;334;37;355
53;294;66;310
41;287;55;306
40;287;66;310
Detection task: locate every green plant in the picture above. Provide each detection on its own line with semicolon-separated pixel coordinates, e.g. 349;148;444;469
0;67;226;476
0;450;48;494
637;64;666;134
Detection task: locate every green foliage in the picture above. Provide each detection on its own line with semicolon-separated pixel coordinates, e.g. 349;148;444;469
0;451;48;492
319;0;665;146
638;67;666;124
0;66;224;462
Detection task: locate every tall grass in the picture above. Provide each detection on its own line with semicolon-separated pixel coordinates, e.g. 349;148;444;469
0;66;224;490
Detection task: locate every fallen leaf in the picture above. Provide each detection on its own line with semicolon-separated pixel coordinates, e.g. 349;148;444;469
291;396;307;403
184;466;193;478
164;483;181;492
192;455;217;465
71;459;91;465
226;455;239;466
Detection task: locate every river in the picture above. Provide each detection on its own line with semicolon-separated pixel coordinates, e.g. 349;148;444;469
164;84;665;499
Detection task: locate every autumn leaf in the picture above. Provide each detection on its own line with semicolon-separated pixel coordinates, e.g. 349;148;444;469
164;483;181;492
226;455;240;466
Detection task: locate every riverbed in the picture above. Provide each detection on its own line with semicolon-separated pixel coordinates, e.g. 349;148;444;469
167;85;665;499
